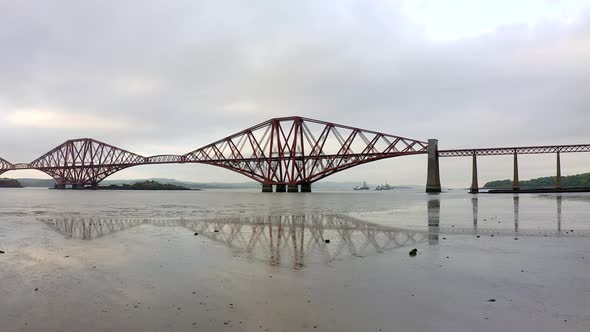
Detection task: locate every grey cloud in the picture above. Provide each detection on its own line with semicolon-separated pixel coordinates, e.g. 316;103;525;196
0;1;589;185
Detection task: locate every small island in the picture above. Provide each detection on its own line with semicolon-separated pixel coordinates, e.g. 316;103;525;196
98;180;194;190
0;178;23;188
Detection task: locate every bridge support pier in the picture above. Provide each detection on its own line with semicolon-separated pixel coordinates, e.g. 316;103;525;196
470;153;479;194
426;139;441;193
262;184;273;193
513;151;520;191
556;151;561;189
54;183;65;189
287;184;299;193
91;182;98;190
275;184;286;192
300;183;312;192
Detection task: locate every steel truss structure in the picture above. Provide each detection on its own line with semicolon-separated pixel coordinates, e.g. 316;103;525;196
439;144;590;157
2;116;588;188
0;116;428;187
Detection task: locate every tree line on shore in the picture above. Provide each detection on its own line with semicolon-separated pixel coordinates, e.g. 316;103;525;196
484;172;590;188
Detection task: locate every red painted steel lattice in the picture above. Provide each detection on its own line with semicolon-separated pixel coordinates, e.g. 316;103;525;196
4;116;587;188
29;139;145;186
0;116;428;186
183;117;428;184
0;157;12;176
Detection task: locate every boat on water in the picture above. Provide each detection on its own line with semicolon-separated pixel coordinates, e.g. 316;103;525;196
353;181;370;190
375;183;393;191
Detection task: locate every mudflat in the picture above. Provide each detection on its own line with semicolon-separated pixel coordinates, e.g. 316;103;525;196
1;189;589;331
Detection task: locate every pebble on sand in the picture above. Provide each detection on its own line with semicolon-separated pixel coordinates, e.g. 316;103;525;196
487;299;496;302
194;232;198;236
409;248;418;257
324;239;330;244
0;250;5;254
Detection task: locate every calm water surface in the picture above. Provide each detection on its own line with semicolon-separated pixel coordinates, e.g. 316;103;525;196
1;188;589;331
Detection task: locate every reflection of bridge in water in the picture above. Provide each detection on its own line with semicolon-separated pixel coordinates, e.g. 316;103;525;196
40;195;589;268
40;215;430;269
431;195;590;238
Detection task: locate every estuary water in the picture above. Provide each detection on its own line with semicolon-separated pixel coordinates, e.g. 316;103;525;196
1;188;590;331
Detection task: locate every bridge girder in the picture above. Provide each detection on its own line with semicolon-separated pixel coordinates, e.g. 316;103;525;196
183;116;428;184
2;117;428;187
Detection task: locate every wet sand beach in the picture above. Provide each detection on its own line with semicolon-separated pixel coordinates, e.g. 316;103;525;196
1;189;589;331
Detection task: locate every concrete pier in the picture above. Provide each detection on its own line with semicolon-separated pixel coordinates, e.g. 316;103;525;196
425;139;441;193
287;184;299;193
262;184;273;192
470;153;478;194
556;151;561;189
513;151;520;191
275;184;286;192
300;183;312;192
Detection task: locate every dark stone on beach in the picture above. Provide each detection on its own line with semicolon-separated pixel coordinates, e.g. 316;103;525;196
409;248;418;257
213;230;219;233
514;237;519;240
0;250;5;254
487;299;496;302
194;232;198;236
490;234;494;237
476;235;480;238
34;288;39;291
324;239;330;244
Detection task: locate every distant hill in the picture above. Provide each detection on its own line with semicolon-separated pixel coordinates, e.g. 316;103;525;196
0;178;22;188
99;180;192;190
484;173;590;188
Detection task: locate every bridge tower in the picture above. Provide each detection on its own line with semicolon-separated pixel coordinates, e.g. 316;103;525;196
426;139;441;193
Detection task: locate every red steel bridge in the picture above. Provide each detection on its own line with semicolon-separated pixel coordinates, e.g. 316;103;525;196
0;116;588;192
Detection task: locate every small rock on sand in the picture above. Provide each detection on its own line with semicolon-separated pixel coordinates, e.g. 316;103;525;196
409;248;418;257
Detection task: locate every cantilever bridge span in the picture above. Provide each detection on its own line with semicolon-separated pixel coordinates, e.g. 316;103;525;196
1;116;588;192
0;116;429;191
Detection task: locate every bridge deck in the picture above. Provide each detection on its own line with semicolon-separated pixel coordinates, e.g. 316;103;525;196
439;144;590;157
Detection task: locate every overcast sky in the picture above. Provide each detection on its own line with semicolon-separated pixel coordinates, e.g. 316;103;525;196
1;0;589;187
